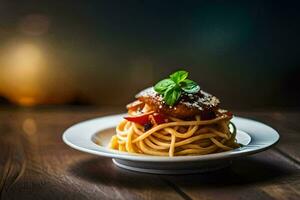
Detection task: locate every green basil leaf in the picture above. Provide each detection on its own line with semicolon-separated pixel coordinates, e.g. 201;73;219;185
181;79;200;93
164;87;181;106
154;79;176;93
169;70;188;84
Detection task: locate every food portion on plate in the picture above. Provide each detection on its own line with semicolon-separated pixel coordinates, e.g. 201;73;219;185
109;70;240;157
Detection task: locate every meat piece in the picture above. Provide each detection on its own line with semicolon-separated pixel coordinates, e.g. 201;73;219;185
135;87;220;119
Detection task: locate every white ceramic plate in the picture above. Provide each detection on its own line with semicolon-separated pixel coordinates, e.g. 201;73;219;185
63;114;279;174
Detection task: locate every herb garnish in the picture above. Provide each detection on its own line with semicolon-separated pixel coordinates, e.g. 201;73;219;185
154;70;200;106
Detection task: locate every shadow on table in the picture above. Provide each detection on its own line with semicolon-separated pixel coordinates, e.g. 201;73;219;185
68;157;167;189
68;154;296;189
161;154;297;188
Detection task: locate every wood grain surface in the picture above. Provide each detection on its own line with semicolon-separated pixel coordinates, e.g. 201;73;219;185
0;107;299;200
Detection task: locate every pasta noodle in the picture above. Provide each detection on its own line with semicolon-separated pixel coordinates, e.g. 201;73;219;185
108;105;240;157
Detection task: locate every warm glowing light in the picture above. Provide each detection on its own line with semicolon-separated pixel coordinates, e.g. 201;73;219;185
8;43;42;75
18;97;37;106
0;41;76;106
0;43;44;106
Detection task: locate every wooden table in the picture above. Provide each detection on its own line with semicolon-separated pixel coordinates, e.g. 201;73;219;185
0;107;299;200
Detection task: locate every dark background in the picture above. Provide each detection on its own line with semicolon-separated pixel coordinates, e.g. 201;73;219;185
0;0;299;109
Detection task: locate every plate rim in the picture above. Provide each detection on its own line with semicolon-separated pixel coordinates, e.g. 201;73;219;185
62;114;280;162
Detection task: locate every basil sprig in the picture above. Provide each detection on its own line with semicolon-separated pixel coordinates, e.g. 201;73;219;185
154;70;200;106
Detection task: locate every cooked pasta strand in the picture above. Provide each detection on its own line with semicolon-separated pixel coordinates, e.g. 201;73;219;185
109;104;239;157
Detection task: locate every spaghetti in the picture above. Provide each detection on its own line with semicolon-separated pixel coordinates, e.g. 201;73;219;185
108;104;240;157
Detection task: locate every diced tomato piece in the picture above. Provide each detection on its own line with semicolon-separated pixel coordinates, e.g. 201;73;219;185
124;111;154;125
152;113;167;124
